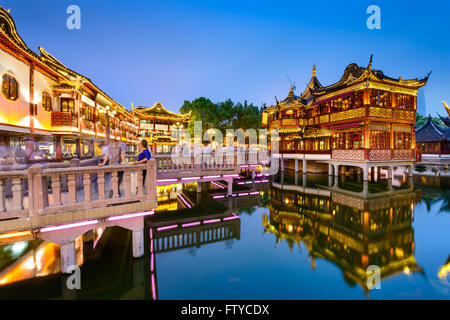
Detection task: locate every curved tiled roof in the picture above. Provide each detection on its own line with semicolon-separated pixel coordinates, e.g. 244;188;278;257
416;116;450;143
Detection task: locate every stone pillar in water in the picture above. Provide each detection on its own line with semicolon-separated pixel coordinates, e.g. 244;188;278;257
60;241;76;274
132;229;144;258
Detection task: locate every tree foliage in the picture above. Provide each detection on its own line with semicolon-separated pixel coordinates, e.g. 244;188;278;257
416;113;446;128
180;97;263;136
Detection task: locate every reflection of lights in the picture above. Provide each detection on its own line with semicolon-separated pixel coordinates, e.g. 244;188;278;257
204;219;221;224
182;222;201;228
157;225;178;231
403;266;411;275
177;194;192;208
10;242;28;256
438;263;450;279
0;230;32;240
287;225;293;232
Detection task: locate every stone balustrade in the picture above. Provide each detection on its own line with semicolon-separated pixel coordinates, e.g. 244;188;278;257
0;159;157;221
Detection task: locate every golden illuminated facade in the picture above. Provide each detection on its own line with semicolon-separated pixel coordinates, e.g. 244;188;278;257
264;57;430;165
133;103;190;154
0;7;140;161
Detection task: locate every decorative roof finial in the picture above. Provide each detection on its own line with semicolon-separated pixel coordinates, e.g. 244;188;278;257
312;64;317;77
7;9;11;13
367;54;373;71
443;101;450;118
288;86;294;98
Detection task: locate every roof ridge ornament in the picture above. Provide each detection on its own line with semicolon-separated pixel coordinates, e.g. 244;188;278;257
367;54;373;72
312;64;317;77
443;101;450;118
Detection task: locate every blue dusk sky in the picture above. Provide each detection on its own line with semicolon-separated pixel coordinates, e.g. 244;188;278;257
1;0;449;116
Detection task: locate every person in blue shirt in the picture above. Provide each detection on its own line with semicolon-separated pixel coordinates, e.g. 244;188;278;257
133;139;152;188
136;139;151;164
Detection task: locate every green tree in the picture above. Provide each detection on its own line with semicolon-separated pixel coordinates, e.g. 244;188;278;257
180;98;263;136
416;113;446;128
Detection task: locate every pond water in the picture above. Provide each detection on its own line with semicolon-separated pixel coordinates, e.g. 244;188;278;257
0;172;449;300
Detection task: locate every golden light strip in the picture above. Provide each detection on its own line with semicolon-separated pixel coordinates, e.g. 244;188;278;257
0;230;32;240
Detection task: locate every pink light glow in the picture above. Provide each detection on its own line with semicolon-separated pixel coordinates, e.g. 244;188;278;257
204;219;221;224
262;180;269;183
239;193;249;196
157;225;178;231
182;222;201;227
223;216;240;221
151;253;155;272
204;175;220;179
181;177;201;181
177;194;192;208
238;182;245;185
151;274;156;300
213;195;226;199
211;181;225;189
40;220;98;233
250;191;260;195
107;210;154;221
240;165;249;168
223;174;239;178
157;179;178;183
150;229;154;253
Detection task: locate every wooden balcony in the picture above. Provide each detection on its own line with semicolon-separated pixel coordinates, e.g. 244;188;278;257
81;119;95;132
51;112;78;128
269;105;416;131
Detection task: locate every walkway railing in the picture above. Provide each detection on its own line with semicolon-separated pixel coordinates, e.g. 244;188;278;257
154;152;260;175
0;160;157;221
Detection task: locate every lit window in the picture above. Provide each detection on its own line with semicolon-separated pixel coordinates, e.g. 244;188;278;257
2;74;19;101
61;98;75;113
42;92;52;112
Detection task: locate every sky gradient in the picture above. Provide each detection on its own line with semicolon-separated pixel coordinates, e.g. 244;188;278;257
2;0;449;115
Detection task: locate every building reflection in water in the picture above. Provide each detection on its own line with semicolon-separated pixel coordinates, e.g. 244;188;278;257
147;208;241;300
263;173;423;298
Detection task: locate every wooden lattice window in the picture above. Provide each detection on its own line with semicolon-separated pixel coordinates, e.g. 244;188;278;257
42;92;52;112
2;74;18;101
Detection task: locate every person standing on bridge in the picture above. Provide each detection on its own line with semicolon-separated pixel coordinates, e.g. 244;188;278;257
132;139;152;189
99;140;126;196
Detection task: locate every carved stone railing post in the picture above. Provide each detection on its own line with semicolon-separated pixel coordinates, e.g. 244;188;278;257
12;177;24;211
137;168;144;196
0;179;6;212
146;159;157;202
51;175;62;206
27;164;48;216
97;171;105;201
70;158;82;190
124;169;131;198
67;173;77;205
111;170;119;199
83;173;91;202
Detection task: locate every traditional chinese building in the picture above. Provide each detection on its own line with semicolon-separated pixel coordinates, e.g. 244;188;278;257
415;115;450;156
263;56;430;179
132;102;190;154
0;6;140;162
